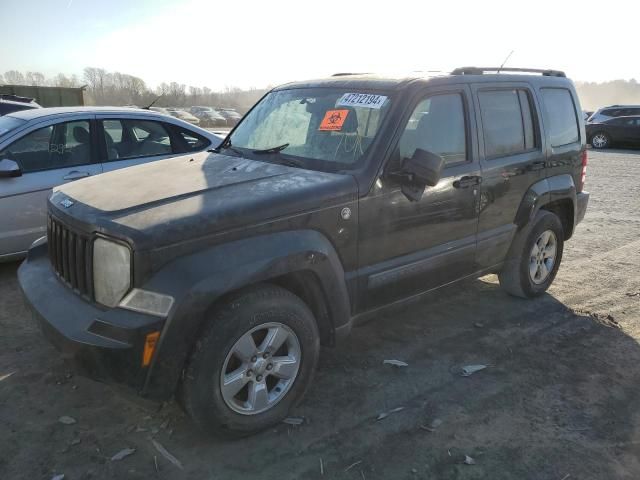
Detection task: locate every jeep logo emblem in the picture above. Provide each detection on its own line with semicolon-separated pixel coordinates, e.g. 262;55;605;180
60;198;74;208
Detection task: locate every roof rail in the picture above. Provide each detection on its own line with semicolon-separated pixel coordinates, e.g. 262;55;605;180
450;67;566;78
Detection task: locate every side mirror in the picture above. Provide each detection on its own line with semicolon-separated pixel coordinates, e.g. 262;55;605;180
403;148;444;187
0;158;22;178
389;149;444;201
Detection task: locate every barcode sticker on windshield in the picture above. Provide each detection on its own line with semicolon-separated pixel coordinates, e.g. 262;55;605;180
337;93;388;109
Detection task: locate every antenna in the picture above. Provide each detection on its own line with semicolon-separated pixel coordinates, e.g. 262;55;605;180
496;50;514;74
144;95;163;110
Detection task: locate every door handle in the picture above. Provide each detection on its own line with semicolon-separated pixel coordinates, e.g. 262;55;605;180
453;175;482;189
63;171;90;181
528;161;546;171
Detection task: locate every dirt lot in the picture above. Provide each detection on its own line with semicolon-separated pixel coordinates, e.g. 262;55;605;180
1;149;639;480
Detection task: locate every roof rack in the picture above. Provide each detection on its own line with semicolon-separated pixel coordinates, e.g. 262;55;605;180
450;67;566;78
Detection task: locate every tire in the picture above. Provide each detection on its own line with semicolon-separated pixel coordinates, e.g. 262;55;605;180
180;284;320;437
590;131;610;149
498;210;564;298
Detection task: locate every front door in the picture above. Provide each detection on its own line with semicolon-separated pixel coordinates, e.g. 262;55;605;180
0;119;101;257
356;87;481;312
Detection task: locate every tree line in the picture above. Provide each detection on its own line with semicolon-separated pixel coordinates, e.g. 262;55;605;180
3;68;640;112
1;68;268;113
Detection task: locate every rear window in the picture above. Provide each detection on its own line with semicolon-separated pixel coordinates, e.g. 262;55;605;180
541;88;579;147
0;116;26;137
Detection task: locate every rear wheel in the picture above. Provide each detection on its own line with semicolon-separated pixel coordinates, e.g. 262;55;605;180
590;132;610;149
499;210;564;298
180;284;320;437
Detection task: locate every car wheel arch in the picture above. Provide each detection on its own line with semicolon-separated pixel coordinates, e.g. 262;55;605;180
140;230;351;400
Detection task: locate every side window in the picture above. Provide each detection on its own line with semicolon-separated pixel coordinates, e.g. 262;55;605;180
0;120;92;173
171;125;211;152
397;93;467;165
478;89;537;158
541;88;579;147
101;119;173;161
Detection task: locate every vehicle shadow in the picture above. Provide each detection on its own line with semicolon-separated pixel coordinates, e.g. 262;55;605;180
164;275;640;480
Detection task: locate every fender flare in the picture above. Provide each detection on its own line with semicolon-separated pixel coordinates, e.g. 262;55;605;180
141;229;350;399
514;174;577;231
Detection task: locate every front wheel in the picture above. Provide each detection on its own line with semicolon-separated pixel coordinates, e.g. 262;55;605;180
499;210;564;298
590;131;610;149
180;284;320;437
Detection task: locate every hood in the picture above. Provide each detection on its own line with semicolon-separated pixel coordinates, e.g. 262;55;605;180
50;152;357;249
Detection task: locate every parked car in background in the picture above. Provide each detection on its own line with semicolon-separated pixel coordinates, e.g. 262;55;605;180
0;94;41;116
587;105;640;123
190;106;227;127
216;107;242;125
586;115;640;149
167;108;200;125
0;107;223;260
149;106;172;116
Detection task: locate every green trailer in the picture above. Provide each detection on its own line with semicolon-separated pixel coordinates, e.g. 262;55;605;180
0;85;85;107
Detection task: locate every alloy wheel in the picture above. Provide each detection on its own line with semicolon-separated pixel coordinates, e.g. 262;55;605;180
529;230;557;285
220;322;301;415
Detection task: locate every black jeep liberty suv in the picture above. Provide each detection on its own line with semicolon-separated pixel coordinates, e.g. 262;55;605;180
19;67;589;436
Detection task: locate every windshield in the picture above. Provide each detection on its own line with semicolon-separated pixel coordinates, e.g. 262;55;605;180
0;116;27;137
227;88;391;170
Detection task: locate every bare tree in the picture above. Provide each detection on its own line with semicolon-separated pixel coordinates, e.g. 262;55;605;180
83;67;109;103
4;70;25;84
53;73;80;87
25;71;46;86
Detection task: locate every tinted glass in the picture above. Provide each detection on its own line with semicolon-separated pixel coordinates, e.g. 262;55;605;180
173;126;211;151
102;119;173;161
0;120;92;172
541;88;579;147
398;93;466;165
479;90;530;157
518;90;536;150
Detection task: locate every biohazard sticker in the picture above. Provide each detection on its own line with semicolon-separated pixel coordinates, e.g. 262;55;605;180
337;93;388;109
319;109;349;131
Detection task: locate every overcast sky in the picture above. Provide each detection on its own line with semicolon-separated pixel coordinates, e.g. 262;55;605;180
1;0;638;90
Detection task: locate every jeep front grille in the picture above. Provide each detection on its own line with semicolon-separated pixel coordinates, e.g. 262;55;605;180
47;215;94;299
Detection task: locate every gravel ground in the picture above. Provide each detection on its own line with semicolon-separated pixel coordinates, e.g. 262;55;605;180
1;149;639;480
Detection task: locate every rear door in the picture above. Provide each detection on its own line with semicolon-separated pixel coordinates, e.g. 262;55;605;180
0;116;101;256
603;118;628;142
471;83;545;270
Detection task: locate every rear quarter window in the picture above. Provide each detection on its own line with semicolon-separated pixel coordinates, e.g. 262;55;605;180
541;88;579;147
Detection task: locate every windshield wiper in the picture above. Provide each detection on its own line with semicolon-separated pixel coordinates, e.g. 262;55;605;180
252;143;290;154
210;138;242;156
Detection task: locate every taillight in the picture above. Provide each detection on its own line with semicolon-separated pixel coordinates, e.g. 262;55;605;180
580;150;588;190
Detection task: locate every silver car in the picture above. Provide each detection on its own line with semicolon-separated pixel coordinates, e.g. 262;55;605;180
0;106;223;261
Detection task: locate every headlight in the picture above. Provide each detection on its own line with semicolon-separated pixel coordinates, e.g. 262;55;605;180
93;237;131;307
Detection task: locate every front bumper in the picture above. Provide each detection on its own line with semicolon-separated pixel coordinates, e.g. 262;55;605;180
18;242;164;394
576;191;589;225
